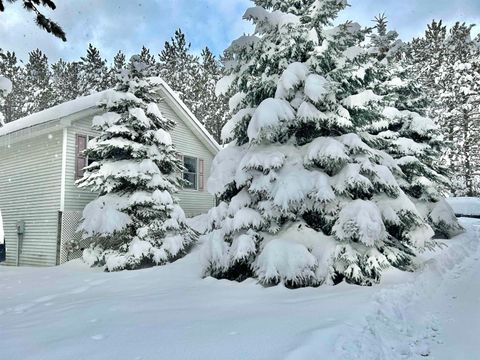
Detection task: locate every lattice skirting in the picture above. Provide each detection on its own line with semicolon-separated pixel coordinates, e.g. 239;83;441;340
58;211;88;264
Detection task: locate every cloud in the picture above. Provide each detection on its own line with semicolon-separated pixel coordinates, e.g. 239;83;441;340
0;0;478;63
338;0;480;39
0;0;252;62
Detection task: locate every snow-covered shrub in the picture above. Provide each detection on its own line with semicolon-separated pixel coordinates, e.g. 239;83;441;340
202;0;461;287
77;56;197;271
429;200;464;238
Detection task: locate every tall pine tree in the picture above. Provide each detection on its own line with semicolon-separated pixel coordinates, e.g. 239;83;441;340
109;50;127;88
407;22;480;196
22;49;54;116
203;0;460;287
77;56;197;271
196;47;229;143
0;50;22;123
79;44;110;96
0;51;13;126
51;59;82;104
158;29;201;117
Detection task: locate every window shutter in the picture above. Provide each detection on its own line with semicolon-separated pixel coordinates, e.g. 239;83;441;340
75;135;87;179
199;159;204;191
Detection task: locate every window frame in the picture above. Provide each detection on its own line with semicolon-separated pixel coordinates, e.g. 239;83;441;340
182;155;198;191
75;134;96;180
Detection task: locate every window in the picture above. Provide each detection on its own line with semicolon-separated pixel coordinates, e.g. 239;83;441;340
183;156;198;190
75;135;96;179
75;135;87;180
182;156;205;191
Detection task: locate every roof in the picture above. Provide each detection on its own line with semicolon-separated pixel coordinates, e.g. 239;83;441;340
0;91;107;137
0;78;221;153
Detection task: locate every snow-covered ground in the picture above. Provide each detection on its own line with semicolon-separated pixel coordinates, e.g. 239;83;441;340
447;197;480;217
0;217;478;360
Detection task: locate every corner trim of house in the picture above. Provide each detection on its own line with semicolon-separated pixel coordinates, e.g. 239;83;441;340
60;127;68;212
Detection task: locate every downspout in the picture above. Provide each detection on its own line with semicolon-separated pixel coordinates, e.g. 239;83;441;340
60;127;68;212
57;127;68;264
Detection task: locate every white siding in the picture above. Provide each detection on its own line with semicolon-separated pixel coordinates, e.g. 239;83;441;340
64;116;99;212
158;99;216;216
0;88;217;268
0;130;63;266
64;98;216;217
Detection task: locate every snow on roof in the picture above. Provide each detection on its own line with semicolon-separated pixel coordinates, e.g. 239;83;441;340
0;78;221;152
0;90;109;137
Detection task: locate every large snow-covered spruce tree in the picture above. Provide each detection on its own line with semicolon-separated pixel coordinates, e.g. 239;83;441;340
365;16;462;238
203;0;460;287
77;56;197;271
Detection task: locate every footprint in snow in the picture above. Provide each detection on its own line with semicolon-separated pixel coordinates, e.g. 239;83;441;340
13;303;34;313
89;279;108;286
34;295;57;303
69;286;90;294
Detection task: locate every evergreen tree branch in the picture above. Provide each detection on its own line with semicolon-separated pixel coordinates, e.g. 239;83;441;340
0;0;66;41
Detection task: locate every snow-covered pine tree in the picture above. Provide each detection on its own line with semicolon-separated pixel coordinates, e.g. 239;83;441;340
407;22;480;196
139;46;157;74
195;47;229;143
369;14;404;61
0;50;20;123
51;59;82;104
158;29;201;117
0;51;12;126
203;0;458;287
77;55;197;271
436;23;480;196
21;49;54;116
79;44;110;96
408;20;447;91
109;50;127;88
365;18;463;238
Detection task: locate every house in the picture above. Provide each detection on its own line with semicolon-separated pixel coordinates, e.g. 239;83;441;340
0;79;220;267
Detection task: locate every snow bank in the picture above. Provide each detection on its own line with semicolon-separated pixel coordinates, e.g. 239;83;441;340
446;197;480;217
334;218;480;360
1;220;479;359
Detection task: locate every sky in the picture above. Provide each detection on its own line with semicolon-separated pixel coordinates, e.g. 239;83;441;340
0;0;479;63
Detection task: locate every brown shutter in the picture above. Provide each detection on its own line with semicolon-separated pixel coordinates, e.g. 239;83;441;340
75;134;87;179
199;159;204;191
